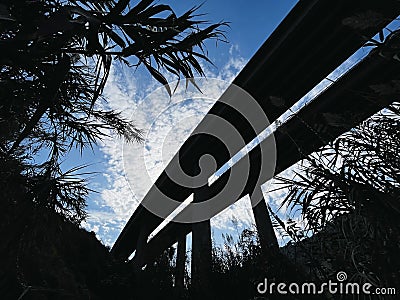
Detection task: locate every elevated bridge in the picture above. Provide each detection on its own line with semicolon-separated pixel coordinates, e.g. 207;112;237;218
111;0;400;294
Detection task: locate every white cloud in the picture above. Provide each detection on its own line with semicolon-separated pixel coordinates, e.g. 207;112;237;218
210;194;255;231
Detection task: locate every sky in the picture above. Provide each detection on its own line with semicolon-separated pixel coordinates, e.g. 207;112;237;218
73;0;393;249
71;0;301;247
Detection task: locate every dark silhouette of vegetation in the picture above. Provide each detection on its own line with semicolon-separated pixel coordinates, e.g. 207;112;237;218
0;0;226;298
271;102;400;296
0;0;226;223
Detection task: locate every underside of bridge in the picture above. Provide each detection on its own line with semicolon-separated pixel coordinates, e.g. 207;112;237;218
111;0;400;295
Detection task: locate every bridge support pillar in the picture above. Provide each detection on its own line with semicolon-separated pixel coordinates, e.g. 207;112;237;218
132;225;149;272
191;188;212;299
175;234;186;291
250;186;279;257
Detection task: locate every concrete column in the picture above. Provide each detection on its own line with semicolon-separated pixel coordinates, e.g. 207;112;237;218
191;187;212;299
132;225;149;271
250;187;279;256
175;234;187;290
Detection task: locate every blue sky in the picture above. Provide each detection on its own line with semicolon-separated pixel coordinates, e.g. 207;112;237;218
160;0;298;59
